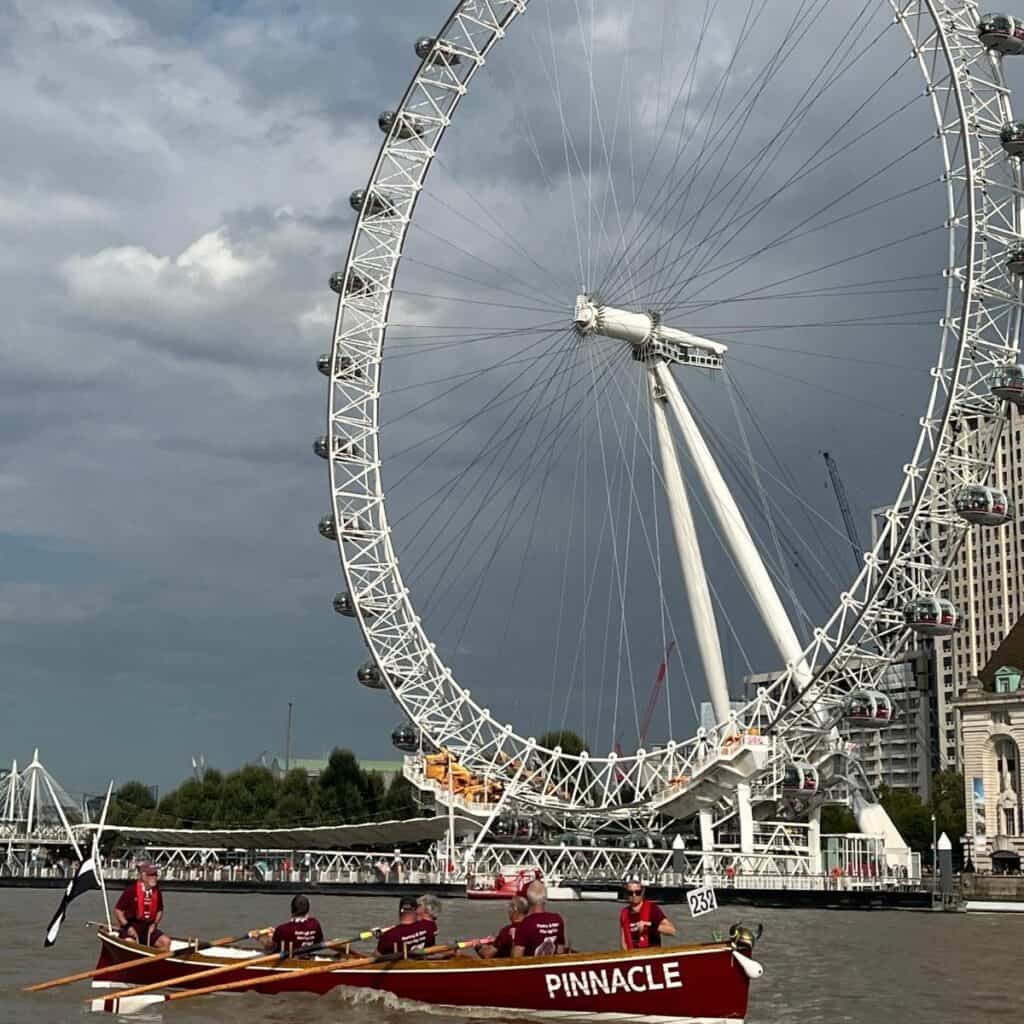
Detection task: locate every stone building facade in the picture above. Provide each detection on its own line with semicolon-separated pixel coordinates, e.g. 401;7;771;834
956;663;1024;873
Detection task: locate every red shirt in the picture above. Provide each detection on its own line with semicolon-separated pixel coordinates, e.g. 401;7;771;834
513;911;565;955
491;923;516;957
377;919;437;955
272;916;324;952
621;900;667;947
115;882;162;926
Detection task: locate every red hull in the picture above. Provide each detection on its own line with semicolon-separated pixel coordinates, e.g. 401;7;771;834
94;931;752;1021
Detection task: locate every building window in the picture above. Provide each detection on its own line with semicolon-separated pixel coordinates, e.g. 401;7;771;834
1006;808;1018;837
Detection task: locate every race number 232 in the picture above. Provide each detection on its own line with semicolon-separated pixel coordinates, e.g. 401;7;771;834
687;885;717;918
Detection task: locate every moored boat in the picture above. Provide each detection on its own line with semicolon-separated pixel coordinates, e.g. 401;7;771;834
91;927;762;1022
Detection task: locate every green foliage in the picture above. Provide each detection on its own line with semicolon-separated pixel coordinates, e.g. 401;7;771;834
537;730;589;756
820;805;857;834
109;781;156;826
930;771;966;842
878;785;933;856
111;751;417;830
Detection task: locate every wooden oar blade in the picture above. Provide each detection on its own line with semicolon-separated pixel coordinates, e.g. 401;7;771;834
89;993;166;1015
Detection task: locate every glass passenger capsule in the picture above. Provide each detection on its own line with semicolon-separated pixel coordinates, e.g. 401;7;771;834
329;270;375;297
979;14;1024;54
1000;121;1024;157
845;689;894;725
392;724;421;752
990;363;1024;405
954;484;1012;526
333;592;378;620
357;661;386;690
317;353;363;380
1007;244;1024;276
318;515;337;540
415;36;462;65
782;762;819;793
904;596;958;637
313;435;362;461
350;189;398;218
378;110;428;140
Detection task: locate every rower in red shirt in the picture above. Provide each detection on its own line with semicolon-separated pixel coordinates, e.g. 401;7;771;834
478;896;527;959
619;878;676;949
511;882;566;957
114;863;171;951
259;894;324;954
377;895;438;956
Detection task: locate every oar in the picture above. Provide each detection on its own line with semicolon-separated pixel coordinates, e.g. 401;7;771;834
412;937;494;957
25;931;269;993
91;951;391;1015
92;929;379;1003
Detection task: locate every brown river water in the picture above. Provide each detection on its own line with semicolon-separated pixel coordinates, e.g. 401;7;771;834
1;889;1017;1023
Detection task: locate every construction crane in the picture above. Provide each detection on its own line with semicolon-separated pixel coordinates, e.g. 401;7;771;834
822;451;863;572
616;641;676;754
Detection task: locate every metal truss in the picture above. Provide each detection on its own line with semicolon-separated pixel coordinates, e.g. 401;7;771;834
326;2;1022;819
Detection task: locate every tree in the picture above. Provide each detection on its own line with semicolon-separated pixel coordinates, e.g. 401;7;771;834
878;785;933;859
270;769;314;827
383;774;420;819
109;781;156;826
820;804;857;834
537;730;589;756
213;766;278;826
929;770;966;868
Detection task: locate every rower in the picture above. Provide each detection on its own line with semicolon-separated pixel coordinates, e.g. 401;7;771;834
478;896;527;959
511;881;566;957
114;862;171;950
259;894;324;954
620;878;675;950
377;895;438;956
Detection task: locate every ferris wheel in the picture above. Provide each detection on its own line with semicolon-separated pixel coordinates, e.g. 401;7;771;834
318;3;1024;853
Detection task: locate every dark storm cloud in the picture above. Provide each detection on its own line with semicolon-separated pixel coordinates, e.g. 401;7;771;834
3;1;1021;794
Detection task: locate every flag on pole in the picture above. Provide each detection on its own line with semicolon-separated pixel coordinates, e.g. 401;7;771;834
44;855;100;947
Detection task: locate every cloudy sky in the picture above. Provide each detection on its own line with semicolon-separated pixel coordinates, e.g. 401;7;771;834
3;2;1021;802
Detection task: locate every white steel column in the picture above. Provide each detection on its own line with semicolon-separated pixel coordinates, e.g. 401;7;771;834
807;804;822;875
2;760;16;822
649;372;732;726
653;363;812;685
737;783;755;856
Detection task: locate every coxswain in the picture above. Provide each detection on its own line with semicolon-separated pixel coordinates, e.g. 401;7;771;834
258;894;324;954
478;895;527;959
114;863;170;950
377;895;438;956
511;881;566;957
619;878;675;950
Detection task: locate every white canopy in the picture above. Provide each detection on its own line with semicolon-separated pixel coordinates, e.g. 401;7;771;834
104;814;479;851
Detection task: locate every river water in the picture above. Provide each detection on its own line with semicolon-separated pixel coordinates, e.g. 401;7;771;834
1;889;1017;1023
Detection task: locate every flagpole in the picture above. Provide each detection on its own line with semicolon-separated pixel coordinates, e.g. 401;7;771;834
92;783;114;930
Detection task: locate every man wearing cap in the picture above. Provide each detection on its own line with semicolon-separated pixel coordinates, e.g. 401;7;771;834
377;895;438;956
619;879;675;950
114;863;171;950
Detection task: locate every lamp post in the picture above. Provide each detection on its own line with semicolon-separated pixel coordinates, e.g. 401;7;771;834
931;813;937;901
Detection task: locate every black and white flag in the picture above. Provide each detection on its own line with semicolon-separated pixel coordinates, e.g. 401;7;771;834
44;855;100;947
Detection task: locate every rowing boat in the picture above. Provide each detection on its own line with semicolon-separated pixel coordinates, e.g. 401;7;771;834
90;927;762;1022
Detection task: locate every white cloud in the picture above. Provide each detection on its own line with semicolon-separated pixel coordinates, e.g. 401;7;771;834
62;227;268;310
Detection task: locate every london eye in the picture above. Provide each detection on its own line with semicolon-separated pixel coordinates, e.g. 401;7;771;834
319;3;1024;868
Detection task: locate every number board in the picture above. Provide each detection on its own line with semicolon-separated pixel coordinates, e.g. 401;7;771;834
686;885;718;918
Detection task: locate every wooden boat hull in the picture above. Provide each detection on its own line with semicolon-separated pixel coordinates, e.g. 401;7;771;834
93;930;754;1022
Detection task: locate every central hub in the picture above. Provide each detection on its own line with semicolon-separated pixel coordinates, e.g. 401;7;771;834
573;294;726;370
